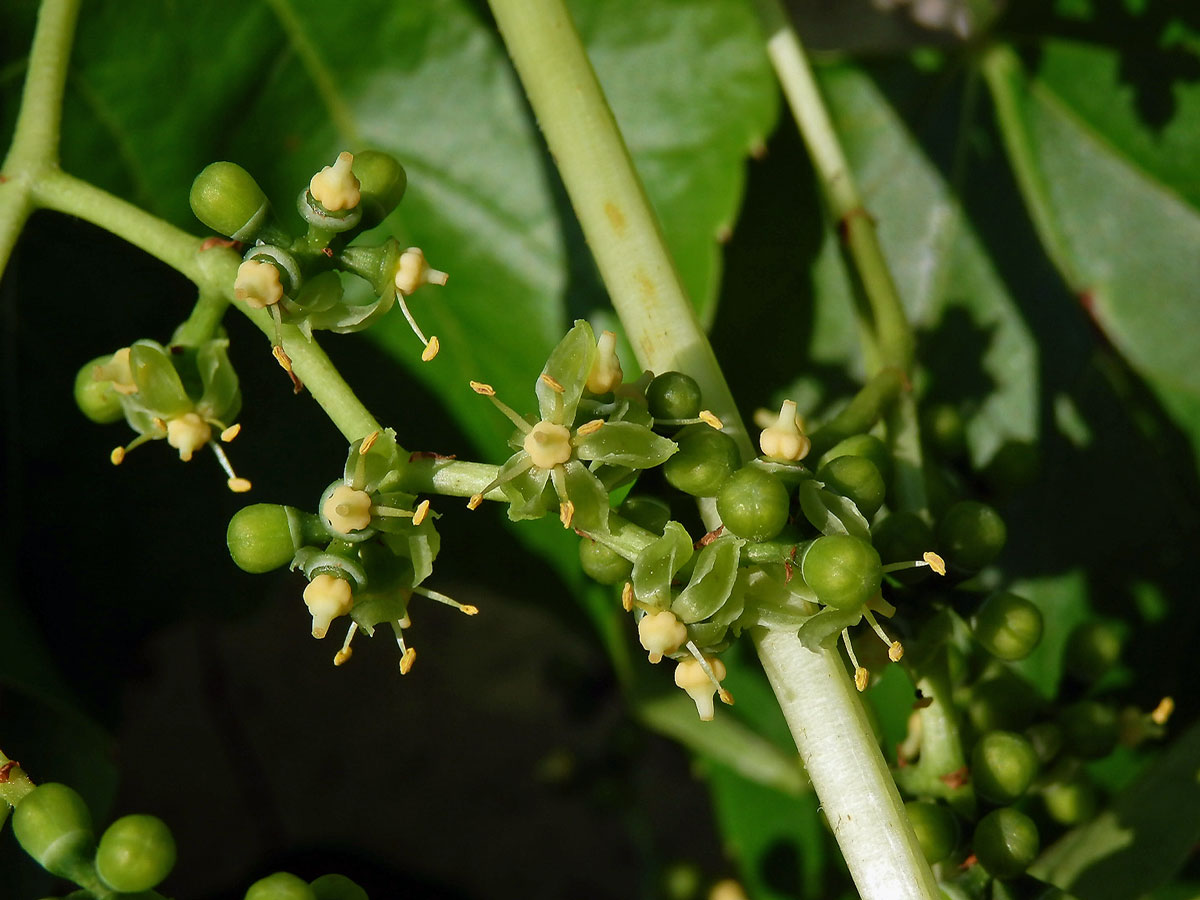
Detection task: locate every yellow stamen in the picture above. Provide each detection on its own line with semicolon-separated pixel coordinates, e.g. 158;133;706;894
576;419;605;436
467;493;484;510
333;622;357;666
413;499;431;525
360;430;380;454
621;582;634;612
854;667;869;692
923;551;946;576
220;424;241;442
559;500;575;529
540;373;565;393
1151;696;1174;726
889;641;904;662
399;647;417;674
699;410;723;430
421;336;440;362
110;447;125;465
228;477;252;493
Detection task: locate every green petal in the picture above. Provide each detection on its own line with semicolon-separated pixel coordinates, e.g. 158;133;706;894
797;479;870;540
631;520;694;611
562;458;610;534
537;320;595;425
195;337;242;422
574;421;677;468
350;589;410;635
128;340;192;418
796;605;863;652
671;534;745;624
499;454;552;521
343;429;403;493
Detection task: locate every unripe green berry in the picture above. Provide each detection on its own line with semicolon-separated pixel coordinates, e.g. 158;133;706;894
817;455;885;519
95;814;176;893
966;672;1040;735
74;356;126;424
228;504;299;574
13;783;95;880
937;501;1006;572
190;162;270;241
1057;701;1119;759
971;731;1039;804
904;800;960;863
921;403;967;461
353;150;407;229
310;874;368;900
801;535;883;610
819;433;891;486
579;538;633;585
972;592;1043;661
1064;621;1123;684
716;466;790;542
662;424;740;497
618;495;671;535
646;371;702;421
245;872;318;900
1041;772;1098;826
973;807;1040;880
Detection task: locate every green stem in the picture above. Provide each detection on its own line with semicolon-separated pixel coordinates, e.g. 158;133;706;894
0;748;36;809
753;629;941;900
980;43;1084;291
808;367;905;459
172;288;231;347
0;0;83;278
487;0;752;462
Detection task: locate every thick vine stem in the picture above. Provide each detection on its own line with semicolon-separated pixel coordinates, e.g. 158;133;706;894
487;0;752;461
754;629;941;900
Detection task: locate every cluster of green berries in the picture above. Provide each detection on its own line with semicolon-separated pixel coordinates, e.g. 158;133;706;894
227;430;473;671
12;781;176;897
191;150;447;386
75;334;250;492
10;780;371;900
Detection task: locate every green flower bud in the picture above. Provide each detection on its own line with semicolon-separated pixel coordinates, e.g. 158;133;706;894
817;455;885;520
95;814;176;893
1057;701;1119;759
310;874;369;900
1041;770;1098;826
646;371;702;422
75;355;126;424
972;592;1043;661
579;537;633;585
904;800;959;863
921;402;967;461
12;783;95;880
819;433;892;486
716;465;790;542
801;535;882;610
1064;620;1123;683
971;730;1039;804
973;807;1040;880
662;424;740;497
353;150;408;229
245;872;318;900
190;162;270;241
228;504;321;574
937;500;1006;572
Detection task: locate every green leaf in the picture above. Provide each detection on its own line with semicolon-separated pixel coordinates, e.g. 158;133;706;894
1033;721;1200;899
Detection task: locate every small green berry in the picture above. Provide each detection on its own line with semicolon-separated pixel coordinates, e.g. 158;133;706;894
921;403;967;460
972;592;1043;661
819;433;891;486
971;731;1039;804
801;535;882;610
937;500;1006;572
352;150;407;228
190;161;270;241
74;355;127;424
12;783;94;880
579;538;633;585
904;800;960;863
966;672;1041;735
716;466;790;542
1041;772;1098;826
618;495;672;534
646;371;702;421
662;424;740;497
1057;701;1119;759
245;872;318;900
95;814;176;893
1064;621;1123;684
310;874;369;900
227;504;300;574
973;807;1040;880
817;455;885;519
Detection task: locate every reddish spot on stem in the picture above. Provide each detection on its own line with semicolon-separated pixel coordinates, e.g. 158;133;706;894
408;451;458;462
939;765;970;789
836;206;874;243
322;247;334;257
783;560;794;582
0;174;8;183
959;854;978;871
200;236;242;252
896;749;910;768
0;761;19;782
695;526;725;548
603;200;627;237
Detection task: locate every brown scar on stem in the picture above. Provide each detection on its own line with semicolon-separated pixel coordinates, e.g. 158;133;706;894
603;200;626;236
938;765;970;789
634;268;656;299
200;236;242;252
836;206;874;243
959;854;978;871
322;247;334;257
0;760;19;782
783;560;794;582
408;451;457;461
695;526;725;548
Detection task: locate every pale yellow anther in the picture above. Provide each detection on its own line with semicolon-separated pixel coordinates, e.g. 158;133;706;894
166;413;212;462
220;423;241;442
759;400;811;462
399;646;417;674
324;484;373;533
359;430;380;454
470;381;496;396
1152;696;1175;726
889;641;905;662
334;647;353;666
394;247;448;295
412;499;431;526
586;330;624;394
467;493;484;511
228;477;252;493
539;373;565;393
460;604;479;616
675;656;728;722
303;574;354;639
621;582;634;612
576;419;605;436
309;151;361;211
923;551;946;576
709;879;750;900
110;447;125;465
421;336;440;362
638;610;687;664
699;410;723;430
234;259;284;309
854;667;870;692
94;347;137;395
559;500;575;529
524;420;572;469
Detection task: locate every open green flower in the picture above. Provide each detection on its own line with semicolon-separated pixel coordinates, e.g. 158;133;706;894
466;321;677;533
